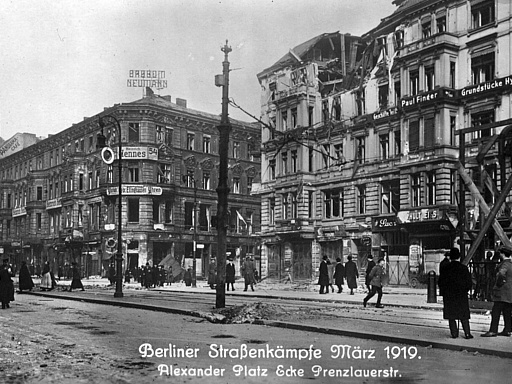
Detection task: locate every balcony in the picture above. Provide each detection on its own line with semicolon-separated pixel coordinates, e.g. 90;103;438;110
399;32;459;58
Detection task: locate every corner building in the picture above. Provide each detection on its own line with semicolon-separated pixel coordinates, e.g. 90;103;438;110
0;95;261;278
257;0;512;285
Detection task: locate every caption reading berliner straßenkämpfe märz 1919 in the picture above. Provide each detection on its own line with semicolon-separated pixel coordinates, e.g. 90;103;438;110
139;343;420;378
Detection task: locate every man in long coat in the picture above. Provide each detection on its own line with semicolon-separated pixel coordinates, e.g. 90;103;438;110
241;256;256;292
365;255;376;292
226;258;236;291
18;261;34;292
318;255;329;294
345;255;359;295
208;259;217;289
438;248;473;339
333;257;345;293
0;259;15;309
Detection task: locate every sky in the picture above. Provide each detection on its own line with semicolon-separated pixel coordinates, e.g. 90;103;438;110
0;0;397;141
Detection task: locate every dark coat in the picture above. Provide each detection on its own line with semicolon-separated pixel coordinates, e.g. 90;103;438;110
0;265;15;303
345;260;359;289
19;263;35;291
368;264;386;287
226;263;236;283
491;259;512;303
438;260;472;320
365;260;376;285
333;262;345;285
70;266;84;289
317;260;329;286
208;262;217;285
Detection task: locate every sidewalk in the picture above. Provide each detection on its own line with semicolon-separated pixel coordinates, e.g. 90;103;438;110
22;277;512;359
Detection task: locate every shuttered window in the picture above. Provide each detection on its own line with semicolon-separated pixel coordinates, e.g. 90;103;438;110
409;120;420;151
424;117;435;148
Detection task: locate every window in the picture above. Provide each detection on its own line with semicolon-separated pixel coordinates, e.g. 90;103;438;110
322;144;330;168
88;171;93;190
184;202;194;227
282;194;289;220
247;177;253;194
471;0;495;29
269;198;275;225
424;116;435;148
324;190;343;219
186;133;195;150
378;84;389;108
334;144;343;163
203;135;211;153
79;173;84;191
356;90;365;116
186;170;195;188
158;163;172;184
357;185;366;214
36;213;42;231
332;96;341;120
232;141;240;158
356;137;366;163
291;108;298;128
424;66;435;91
128;166;140;182
128;198;140;222
394;80;401;105
282;110;288;130
291;193;298;219
269;159;276;180
395;30;404;48
449;61;456;89
165;127;173;146
308;191;314;218
308;106;314;127
410;70;419;95
282;152;288;175
426;171;436;205
322;100;330;122
471;110;495;138
291;150;297;173
247;143;255;161
165;201;173;223
156;125;164;143
308;147;314;172
409;120;420;151
422;18;431;39
232;178;240;194
107;166;113;184
129;123;140;142
449;115;457;145
198;204;210;231
380;133;389;160
411;174;421;207
381;181;400;214
437;15;446;33
471;52;495;84
203;172;210;190
37;186;43;201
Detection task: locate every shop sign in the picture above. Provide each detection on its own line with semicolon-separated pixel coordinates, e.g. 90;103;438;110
400;88;454;109
127;70;167;89
114;146;158;161
361;236;372;246
372;216;398;230
398;208;441;223
460;76;512;98
373;107;398;121
107;185;163;196
12;207;27;217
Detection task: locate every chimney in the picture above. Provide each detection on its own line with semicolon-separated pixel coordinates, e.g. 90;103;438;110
161;95;172;102
176;98;187;108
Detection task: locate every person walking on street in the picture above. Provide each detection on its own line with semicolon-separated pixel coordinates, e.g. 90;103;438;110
481;247;512;337
333;257;345;293
327;259;335;293
242;256;256;292
0;259;15;309
68;262;85;292
438;248;473;339
167;266;173;286
363;258;387;308
318;255;329;294
345;255;359;295
438;251;451;296
40;261;53;291
18;261;34;292
365;255;376;292
208;258;217;289
183;267;192;286
226;258;236;291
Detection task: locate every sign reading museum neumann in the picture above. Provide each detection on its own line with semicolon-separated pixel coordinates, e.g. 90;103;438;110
127;70;167;88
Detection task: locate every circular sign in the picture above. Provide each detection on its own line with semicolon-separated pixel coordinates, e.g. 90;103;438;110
362;236;372;246
101;147;115;164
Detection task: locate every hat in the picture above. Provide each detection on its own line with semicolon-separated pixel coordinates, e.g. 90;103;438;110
449;247;460;260
347;255;353;261
367;254;373;260
322;255;328;260
336;257;341;262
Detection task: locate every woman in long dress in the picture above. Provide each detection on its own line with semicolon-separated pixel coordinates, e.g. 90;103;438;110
69;262;85;292
40;261;53;291
18;261;34;292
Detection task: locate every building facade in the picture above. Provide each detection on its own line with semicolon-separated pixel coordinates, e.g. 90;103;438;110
0;94;261;279
257;0;512;285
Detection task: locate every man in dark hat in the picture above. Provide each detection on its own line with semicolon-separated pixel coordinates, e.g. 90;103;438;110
0;259;15;309
438;247;473;339
318;255;329;294
226;257;236;291
439;251;451;296
365;255;376;292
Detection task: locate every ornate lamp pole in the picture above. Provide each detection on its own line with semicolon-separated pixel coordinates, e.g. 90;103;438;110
214;40;232;308
97;115;124;298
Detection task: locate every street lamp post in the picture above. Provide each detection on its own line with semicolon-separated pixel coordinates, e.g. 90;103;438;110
98;115;124;298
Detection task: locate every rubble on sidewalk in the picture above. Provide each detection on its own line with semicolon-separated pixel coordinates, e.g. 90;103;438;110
207;302;285;324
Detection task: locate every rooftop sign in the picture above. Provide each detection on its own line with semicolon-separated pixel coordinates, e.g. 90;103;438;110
127;70;167;89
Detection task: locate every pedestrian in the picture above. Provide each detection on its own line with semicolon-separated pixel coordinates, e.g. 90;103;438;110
345;255;359;295
18;261;34;293
241;256;256;292
208;259;217;289
318;255;329;294
438;248;473;339
183;267;192;286
151;264;159;288
333;257;345;293
158;265;166;287
481;247;512;337
57;265;63;281
363;258;387;308
0;259;15;309
40;261;53;291
327;258;335;293
124;268;131;283
144;263;153;289
365;254;376;292
108;263;115;286
438;251;451;296
226;258;236;291
167;266;173;286
68;262;85;292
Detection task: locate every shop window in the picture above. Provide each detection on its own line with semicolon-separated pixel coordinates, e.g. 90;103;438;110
471;0;495;29
471;52;495;84
128;123;140;142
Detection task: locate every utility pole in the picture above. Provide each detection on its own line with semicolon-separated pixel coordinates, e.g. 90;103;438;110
215;40;232;308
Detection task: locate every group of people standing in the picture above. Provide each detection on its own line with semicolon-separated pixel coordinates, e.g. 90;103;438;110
318;255;360;295
138;263;172;289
